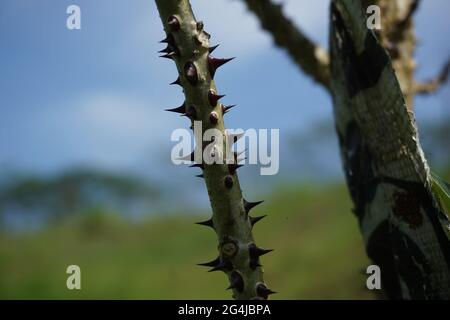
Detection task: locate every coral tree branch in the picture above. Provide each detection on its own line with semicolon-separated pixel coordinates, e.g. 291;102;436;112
413;59;450;95
242;0;330;90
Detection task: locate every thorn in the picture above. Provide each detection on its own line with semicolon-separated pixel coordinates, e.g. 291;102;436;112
208;264;225;273
167;15;180;31
228;164;243;175
165;104;185;114
184;61;198;85
256;283;276;300
208;56;235;78
209;112;219;124
186;105;197;119
248;243;264;269
250;215;267;226
169;77;181;86
159;34;174;44
196;21;204;31
208;260;232;273
249;243;273;258
227;271;244;293
222;104;236;114
159;52;177;60
195;218;214;228
189;163;204;170
209;44;219;53
243;199;264;214
224;176;233;189
208;90;225;106
196;174;204;179
158;46;171;54
198;257;221;268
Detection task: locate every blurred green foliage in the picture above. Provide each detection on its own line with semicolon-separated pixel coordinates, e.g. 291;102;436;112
0;168;159;224
0;183;376;300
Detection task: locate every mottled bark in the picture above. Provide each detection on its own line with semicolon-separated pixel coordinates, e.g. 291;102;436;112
330;0;450;299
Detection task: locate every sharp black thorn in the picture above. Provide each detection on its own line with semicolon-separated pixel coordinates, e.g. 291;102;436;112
208;262;228;273
159;52;177;60
208;90;225;106
165;104;185;114
189;163;204;170
250;215;267;226
198;257;221;268
158;46;171;54
228;164;243;175
159;36;170;43
195;218;214;228
170;77;181;86
209;44;220;53
208;56;235;78
256;283;276;299
249;243;273;258
223;105;236;114
243;199;264;214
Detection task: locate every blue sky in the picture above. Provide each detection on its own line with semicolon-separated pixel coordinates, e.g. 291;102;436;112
0;0;449;186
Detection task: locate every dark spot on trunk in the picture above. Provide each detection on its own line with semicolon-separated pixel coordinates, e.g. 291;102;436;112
393;191;424;229
331;3;389;97
391;226;434;299
367;221;402;299
340;122;378;220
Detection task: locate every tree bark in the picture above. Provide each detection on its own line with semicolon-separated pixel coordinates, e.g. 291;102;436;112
329;0;450;299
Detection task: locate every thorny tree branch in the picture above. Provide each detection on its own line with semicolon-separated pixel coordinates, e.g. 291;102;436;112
395;0;421;31
385;0;420;44
242;0;330;91
413;59;450;95
155;0;274;300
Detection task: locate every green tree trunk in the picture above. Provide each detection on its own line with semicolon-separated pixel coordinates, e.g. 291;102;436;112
330;0;450;299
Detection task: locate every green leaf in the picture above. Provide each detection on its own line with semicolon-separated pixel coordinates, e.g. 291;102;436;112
431;172;450;214
430;172;450;239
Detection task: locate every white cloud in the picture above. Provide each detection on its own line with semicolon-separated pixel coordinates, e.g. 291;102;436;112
33;93;180;170
190;0;329;56
105;0;330;69
77;94;165;138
